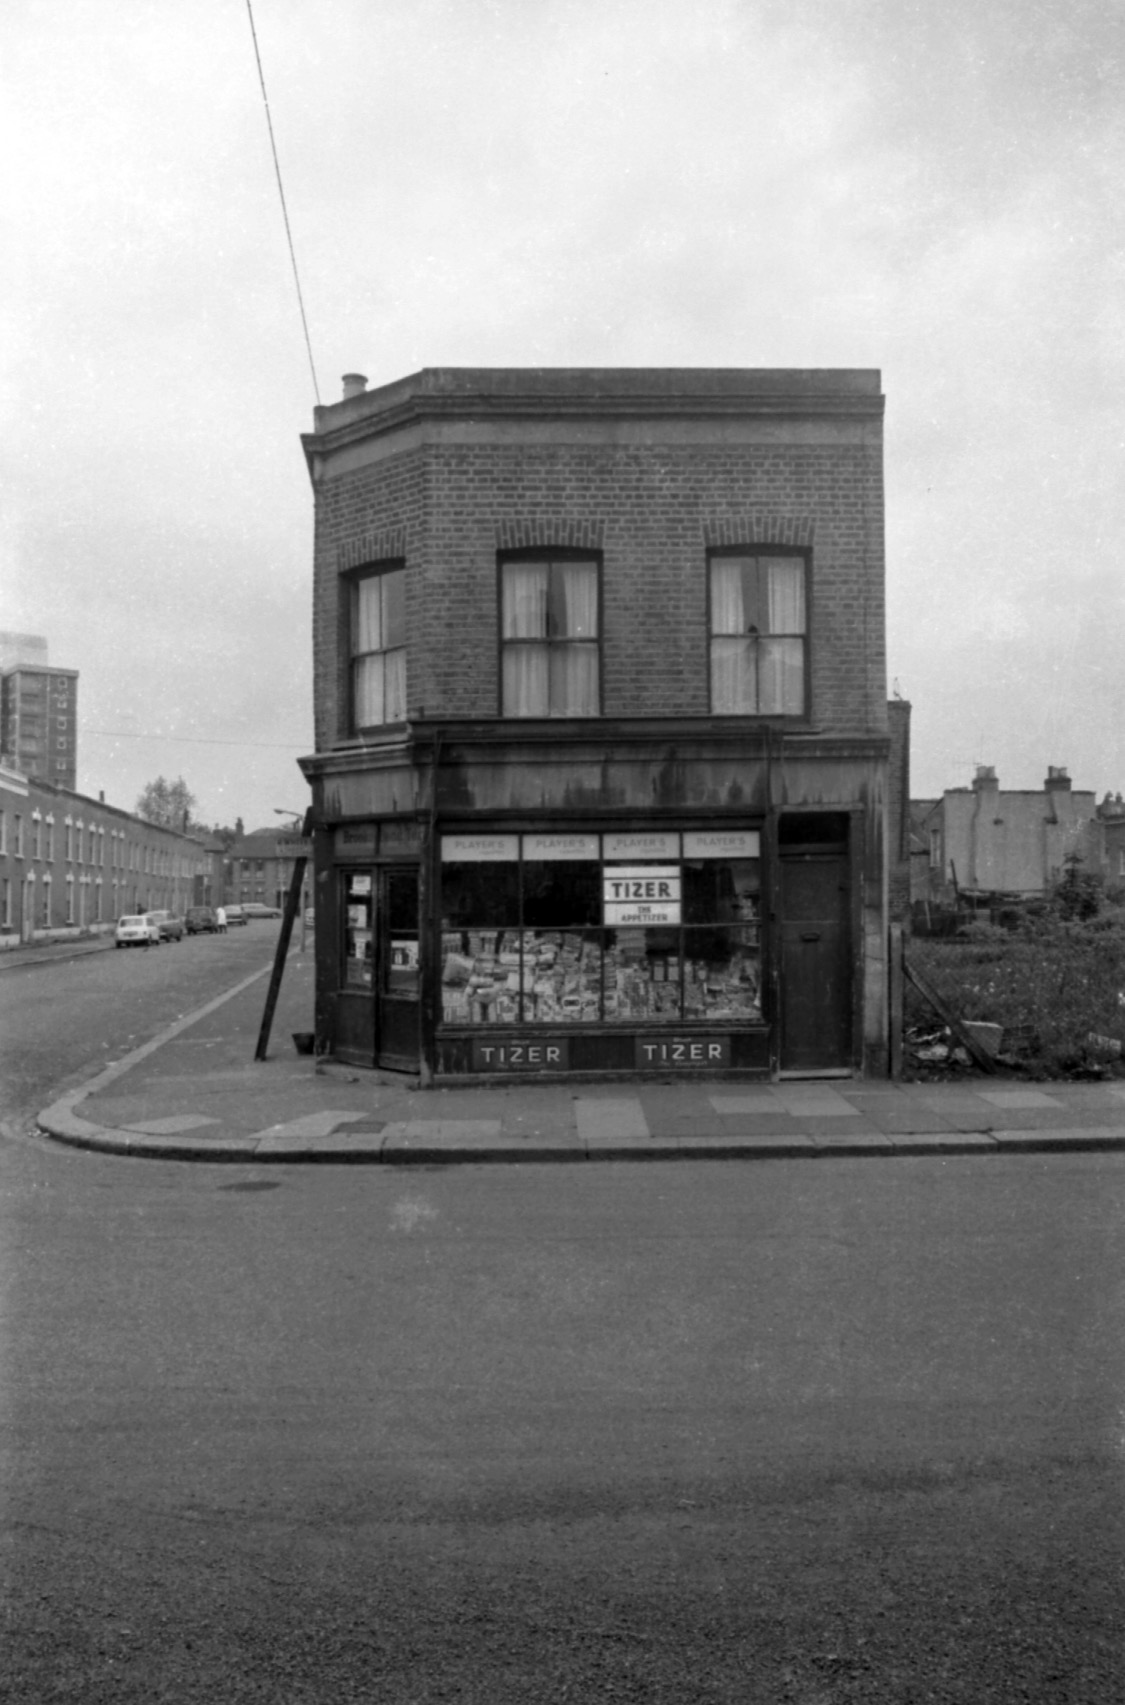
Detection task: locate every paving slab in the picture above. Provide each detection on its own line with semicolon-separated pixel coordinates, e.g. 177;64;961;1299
575;1097;649;1142
381;1119;582;1163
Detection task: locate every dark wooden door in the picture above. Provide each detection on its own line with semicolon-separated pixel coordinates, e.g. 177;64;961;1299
779;853;852;1071
377;866;420;1072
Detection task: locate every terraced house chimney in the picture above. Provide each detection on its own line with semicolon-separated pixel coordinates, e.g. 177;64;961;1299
1045;765;1071;792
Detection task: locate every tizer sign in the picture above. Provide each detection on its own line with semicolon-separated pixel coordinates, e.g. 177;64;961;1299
635;1037;731;1069
472;1039;570;1072
603;866;681;926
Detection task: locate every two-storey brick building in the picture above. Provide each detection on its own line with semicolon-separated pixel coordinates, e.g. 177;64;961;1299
299;367;889;1081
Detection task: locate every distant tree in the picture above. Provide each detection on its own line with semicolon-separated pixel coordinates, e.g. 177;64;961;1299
135;775;199;832
1051;855;1103;922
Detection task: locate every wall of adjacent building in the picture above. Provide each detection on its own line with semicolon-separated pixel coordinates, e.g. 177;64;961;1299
0;771;216;946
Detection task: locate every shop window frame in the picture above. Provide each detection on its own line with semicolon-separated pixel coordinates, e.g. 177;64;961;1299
438;829;763;1030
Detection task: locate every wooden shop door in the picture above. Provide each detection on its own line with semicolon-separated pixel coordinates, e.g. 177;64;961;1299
779;848;852;1073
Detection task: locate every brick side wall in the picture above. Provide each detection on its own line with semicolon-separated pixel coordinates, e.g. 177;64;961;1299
311;428;885;743
886;698;911;919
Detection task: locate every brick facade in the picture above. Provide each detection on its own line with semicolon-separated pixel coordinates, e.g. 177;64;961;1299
300;368;890;1080
308;378;885;742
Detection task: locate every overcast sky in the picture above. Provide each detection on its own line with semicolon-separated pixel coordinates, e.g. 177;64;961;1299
3;0;1122;830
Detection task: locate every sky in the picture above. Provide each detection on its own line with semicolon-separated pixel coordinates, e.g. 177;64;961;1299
3;0;1123;830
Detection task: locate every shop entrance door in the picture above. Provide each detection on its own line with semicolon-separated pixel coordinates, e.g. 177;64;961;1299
778;823;852;1073
376;866;420;1072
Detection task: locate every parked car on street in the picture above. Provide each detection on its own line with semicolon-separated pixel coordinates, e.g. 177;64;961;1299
148;909;184;941
184;906;218;934
115;914;161;949
242;903;282;919
225;905;247;926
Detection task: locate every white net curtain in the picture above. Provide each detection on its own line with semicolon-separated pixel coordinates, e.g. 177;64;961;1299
502;560;599;716
710;555;805;715
352;571;406;726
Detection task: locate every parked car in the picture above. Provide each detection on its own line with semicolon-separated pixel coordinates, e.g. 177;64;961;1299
148;909;184;942
115;914;161;949
225;904;247;926
185;906;218;934
242;902;282;919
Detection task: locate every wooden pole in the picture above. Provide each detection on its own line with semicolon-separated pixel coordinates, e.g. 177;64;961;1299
254;854;307;1061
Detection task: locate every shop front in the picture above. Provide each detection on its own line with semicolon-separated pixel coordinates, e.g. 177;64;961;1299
307;732;884;1081
435;824;767;1076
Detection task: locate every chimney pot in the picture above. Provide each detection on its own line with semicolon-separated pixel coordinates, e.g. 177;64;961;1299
342;373;368;400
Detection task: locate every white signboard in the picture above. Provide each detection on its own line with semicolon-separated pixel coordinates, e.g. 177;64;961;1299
522;833;600;861
603;865;681;925
441;834;519;862
682;830;760;858
603;830;680;860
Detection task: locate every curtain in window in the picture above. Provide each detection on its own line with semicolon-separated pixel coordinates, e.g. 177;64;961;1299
557;563;597;638
550;642;598;714
710;560;744;634
354;654;385;726
383;649;407;722
503;564;548;638
765;559;805;634
758;638;804;713
354;577;383;653
711;637;756;713
503;645;549;714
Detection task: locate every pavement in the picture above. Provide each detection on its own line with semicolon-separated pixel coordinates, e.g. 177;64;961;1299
33;948;1125;1165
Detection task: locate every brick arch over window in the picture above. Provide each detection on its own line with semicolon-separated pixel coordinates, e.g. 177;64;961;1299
703;514;815;550
337;528;409;573
495;519;606;552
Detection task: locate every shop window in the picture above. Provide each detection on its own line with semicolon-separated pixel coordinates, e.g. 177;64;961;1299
350;566;406;729
439;831;761;1027
501;556;599;717
344;872;374;988
709;552;807;715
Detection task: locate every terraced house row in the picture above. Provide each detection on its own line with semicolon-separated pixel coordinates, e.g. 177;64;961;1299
298;367;891;1082
0;762;215;946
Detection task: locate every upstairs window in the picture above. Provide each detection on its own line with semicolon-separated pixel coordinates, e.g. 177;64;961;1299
351;567;406;730
709;553;807;716
501;556;599;717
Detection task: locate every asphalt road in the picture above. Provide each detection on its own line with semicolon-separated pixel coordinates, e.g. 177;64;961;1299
2;1026;1123;1705
0;925;281;1127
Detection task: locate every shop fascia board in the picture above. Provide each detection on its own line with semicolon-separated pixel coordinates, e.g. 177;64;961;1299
299;723;891;778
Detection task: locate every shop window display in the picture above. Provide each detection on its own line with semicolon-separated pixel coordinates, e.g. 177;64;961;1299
439;834;762;1027
344;873;374;989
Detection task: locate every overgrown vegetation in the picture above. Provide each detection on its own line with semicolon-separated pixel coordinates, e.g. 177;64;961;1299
905;868;1125;1078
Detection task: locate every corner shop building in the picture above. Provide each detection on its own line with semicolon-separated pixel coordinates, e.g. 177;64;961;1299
299;367;890;1082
